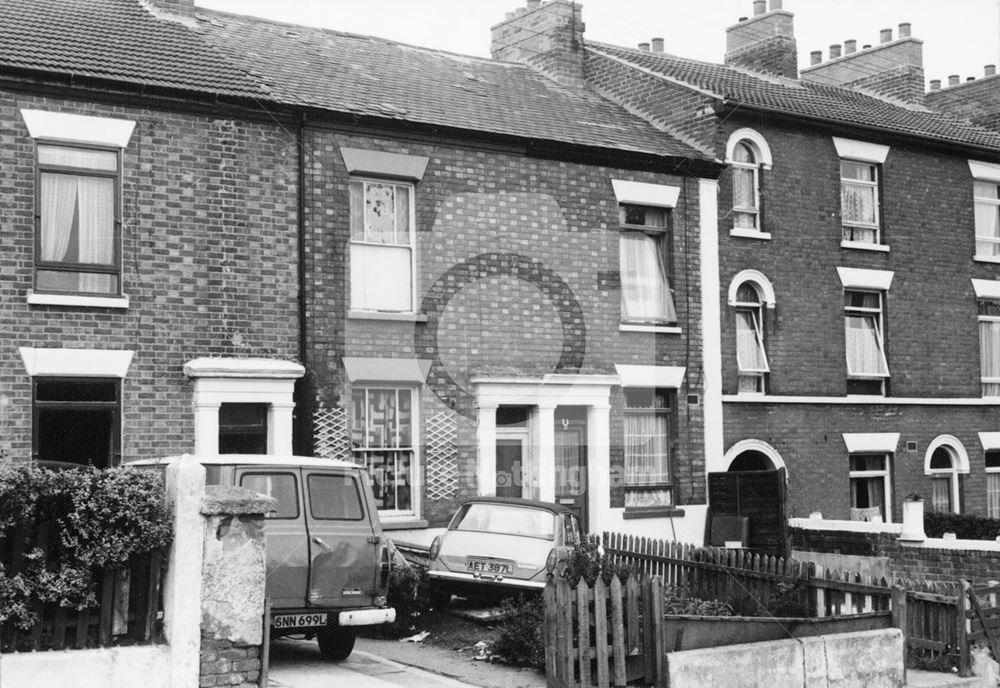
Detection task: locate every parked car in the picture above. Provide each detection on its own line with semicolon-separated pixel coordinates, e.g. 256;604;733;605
130;455;395;660
426;497;583;606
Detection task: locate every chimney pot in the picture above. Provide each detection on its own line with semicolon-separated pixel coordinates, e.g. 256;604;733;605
638;42;650;52
844;40;857;54
738;16;748;22
770;0;783;9
753;0;766;15
829;44;842;59
949;74;960;86
526;0;541;8
505;11;515;19
810;50;822;66
880;28;893;43
515;7;526;15
930;79;941;90
986;65;997;77
898;22;911;38
967;76;976;82
862;44;871;50
651;37;664;53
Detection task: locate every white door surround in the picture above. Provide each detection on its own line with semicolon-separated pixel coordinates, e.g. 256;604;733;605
184;358;304;455
472;374;615;529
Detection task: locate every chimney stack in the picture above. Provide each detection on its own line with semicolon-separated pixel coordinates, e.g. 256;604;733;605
143;0;195;17
491;0;587;88
801;22;924;103
810;50;822;66
929;79;941;90
987;65;997;77
725;0;798;78
651;37;664;53
638;42;650;52
949;74;960;86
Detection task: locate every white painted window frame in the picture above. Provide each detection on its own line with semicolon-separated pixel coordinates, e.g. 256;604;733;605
725;129;772;238
923;435;969;515
971;160;1000;263
348;176;418;315
848;452;893;523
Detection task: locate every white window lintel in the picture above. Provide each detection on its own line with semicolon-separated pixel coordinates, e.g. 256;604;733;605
842;432;900;454
837;267;894;291
20;109;136;148
973;279;1000;301
923;435;970;474
340;147;429;181
969;160;1000;183
615;364;685;389
20;347;134;378
728;269;776;308
611;180;680;208
979;432;1000;451
833;137;890;164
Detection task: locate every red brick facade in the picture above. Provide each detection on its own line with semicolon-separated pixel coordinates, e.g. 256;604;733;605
0;92;300;463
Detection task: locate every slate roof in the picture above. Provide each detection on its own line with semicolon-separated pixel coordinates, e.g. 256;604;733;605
192;10;701;159
0;0;705;161
0;0;265;98
589;42;1000;152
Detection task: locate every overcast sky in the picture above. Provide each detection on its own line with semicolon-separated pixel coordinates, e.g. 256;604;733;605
195;0;1000;89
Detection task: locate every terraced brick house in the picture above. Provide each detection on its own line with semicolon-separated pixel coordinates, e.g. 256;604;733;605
0;0;305;468
492;0;1000;532
0;0;726;541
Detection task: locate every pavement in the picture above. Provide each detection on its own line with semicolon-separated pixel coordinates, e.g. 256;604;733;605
266;636;546;688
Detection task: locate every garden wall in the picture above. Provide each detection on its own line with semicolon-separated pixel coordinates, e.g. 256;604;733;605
791;518;1000;585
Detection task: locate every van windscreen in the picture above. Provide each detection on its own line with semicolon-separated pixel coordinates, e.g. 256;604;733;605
308;474;365;521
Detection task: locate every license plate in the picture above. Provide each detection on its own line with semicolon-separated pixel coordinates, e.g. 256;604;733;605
466;558;515;575
273;613;328;629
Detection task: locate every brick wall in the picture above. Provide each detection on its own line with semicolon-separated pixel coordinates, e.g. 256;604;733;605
199;635;261;688
792;526;1000;585
300;128;707;525
926;75;1000;131
0;92;300;462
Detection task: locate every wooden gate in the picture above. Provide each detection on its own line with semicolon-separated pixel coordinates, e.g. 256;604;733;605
965;580;1000;663
707;468;788;557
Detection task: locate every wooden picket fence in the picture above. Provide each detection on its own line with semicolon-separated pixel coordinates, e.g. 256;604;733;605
0;520;165;653
538;532;998;684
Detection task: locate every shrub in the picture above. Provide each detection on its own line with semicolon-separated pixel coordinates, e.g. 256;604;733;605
925;511;1000;541
365;559;432;638
662;585;734;616
0;463;171;630
490;595;546;669
562;539;633;587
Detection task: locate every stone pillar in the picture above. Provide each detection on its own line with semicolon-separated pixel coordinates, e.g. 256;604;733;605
193;402;221;455
199;486;276;688
267;402;296;454
163;455;206;688
477;403;498;496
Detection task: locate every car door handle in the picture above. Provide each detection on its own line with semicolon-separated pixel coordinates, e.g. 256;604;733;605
367;535;381;544
312;536;331;552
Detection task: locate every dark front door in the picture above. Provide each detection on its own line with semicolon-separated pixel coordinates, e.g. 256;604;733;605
554;407;588;529
496;433;527;498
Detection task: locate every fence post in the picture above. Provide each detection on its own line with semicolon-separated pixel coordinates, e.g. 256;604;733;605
544;581;560;688
891;585;907;685
958;580;971;678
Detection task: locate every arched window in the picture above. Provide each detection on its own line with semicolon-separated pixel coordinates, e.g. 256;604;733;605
732;141;760;230
734;282;769;393
924;437;969;514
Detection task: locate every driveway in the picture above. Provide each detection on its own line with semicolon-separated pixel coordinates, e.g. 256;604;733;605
266;637;484;688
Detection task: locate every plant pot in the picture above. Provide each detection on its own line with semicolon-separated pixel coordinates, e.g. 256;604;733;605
900;499;926;542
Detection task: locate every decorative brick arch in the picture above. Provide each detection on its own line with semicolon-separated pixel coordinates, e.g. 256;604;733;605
723;438;787;474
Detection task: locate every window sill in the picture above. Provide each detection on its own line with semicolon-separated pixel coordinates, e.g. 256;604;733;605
620;323;681;334
348;310;428;323
729;228;772;240
380;518;429;531
840;240;889;253
28;291;130;309
975;255;1000;264
623;507;685;520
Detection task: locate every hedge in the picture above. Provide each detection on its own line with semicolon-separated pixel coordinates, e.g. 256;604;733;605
0;463;172;630
924;511;1000;541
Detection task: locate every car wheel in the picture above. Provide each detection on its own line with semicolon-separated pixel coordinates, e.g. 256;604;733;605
317;628;356;661
430;587;452;611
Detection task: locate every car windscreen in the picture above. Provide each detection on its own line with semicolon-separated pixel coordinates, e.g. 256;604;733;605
307;473;365;521
452;503;556;540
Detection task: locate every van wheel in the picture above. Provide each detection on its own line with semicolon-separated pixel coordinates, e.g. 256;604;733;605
317;628;356;661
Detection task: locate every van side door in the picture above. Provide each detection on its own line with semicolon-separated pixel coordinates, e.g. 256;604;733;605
237;468;309;609
303;469;380;608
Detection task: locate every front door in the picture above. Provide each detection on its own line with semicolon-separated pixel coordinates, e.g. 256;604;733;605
496;429;528;498
554;407;588;529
